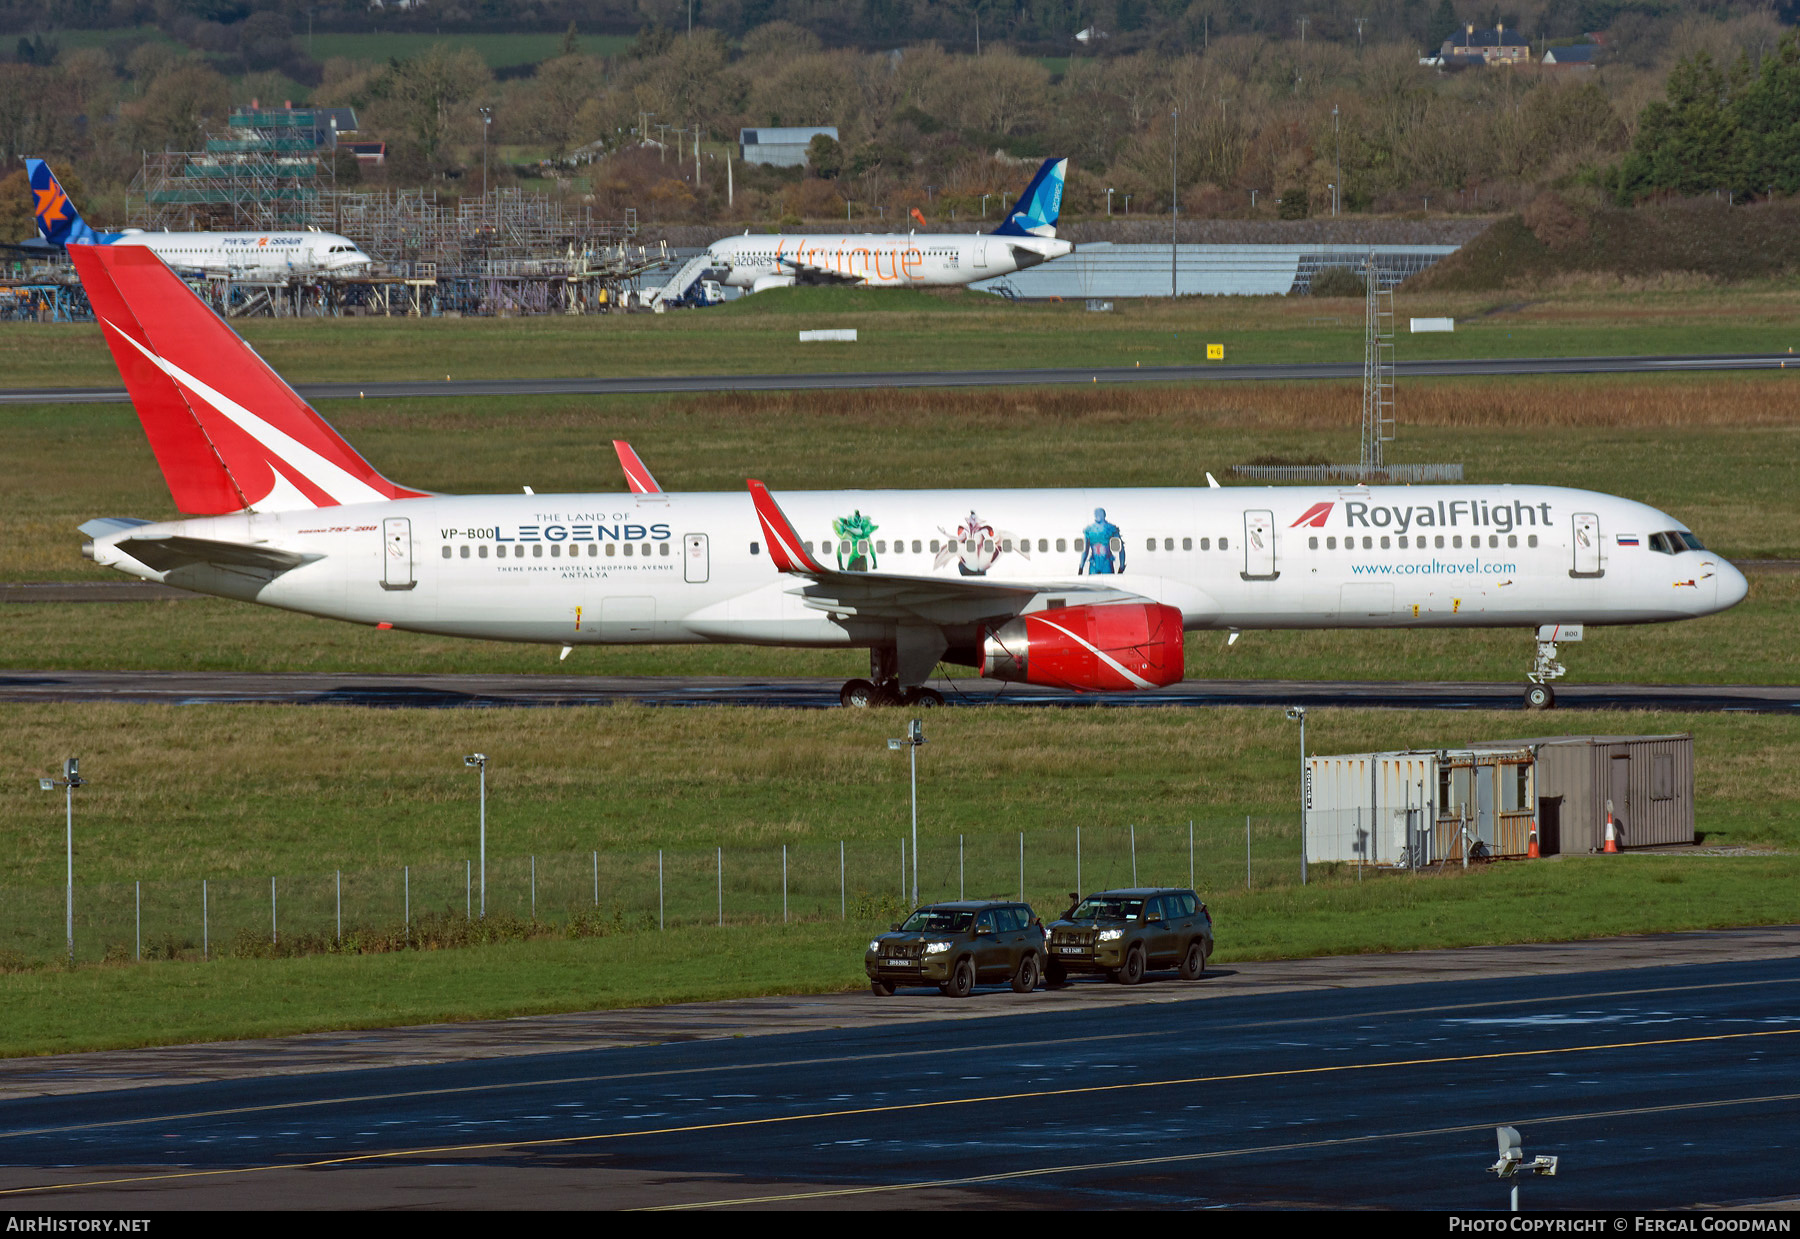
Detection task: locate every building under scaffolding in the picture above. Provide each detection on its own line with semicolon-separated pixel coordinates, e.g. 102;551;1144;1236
128;106;345;233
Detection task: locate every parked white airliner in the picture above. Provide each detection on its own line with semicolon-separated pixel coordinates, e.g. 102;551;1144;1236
69;244;1746;708
29;160;372;278
705;157;1073;293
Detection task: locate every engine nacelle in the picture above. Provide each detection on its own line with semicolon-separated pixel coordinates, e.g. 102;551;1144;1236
751;273;797;294
980;602;1185;692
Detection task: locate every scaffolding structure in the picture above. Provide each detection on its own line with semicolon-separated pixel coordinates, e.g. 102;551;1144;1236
1361;251;1397;470
129;108;338;232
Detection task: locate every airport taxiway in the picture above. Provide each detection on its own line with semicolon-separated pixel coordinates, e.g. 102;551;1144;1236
0;928;1795;1209
3;352;1797;405
2;669;1796;711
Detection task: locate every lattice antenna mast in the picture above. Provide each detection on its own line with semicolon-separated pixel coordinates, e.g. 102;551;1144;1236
1361;252;1396;470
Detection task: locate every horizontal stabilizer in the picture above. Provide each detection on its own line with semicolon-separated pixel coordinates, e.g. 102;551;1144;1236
114;534;318;575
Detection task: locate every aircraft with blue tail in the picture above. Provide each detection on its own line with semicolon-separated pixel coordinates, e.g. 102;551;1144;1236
26;159;372;277
702;157;1073;295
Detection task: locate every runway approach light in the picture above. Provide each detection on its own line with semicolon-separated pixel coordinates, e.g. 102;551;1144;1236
1490;1125;1558;1211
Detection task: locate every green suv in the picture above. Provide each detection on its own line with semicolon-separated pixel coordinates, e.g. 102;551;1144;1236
1045;887;1213;986
865;900;1047;998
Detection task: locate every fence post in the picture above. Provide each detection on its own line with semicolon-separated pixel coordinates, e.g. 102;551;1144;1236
1076;826;1081;897
1130;824;1137;886
1018;831;1024;902
658;849;664;930
1189;820;1194;890
716;846;722;927
782;844;788;924
404;865;410;944
1246;815;1252;891
336;869;341;944
202;879;208;961
271;876;277;946
531;855;537;920
839;841;844;920
466;860;471;920
135;880;141;962
959;834;964;900
593;851;599;907
899;838;905;903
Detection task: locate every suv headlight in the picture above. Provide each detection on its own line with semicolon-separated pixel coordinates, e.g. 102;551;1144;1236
1097;928;1124;942
924;940;952;954
867;940;882;953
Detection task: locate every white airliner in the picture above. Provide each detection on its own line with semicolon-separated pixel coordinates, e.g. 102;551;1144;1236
705;157;1074;293
68;243;1746;709
28;160;372;278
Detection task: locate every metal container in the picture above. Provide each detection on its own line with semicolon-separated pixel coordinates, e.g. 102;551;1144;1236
1304;751;1437;867
1477;735;1694;853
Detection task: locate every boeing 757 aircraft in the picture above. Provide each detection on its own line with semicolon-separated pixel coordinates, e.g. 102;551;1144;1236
28;160;372;278
704;157;1073;293
68;244;1745;708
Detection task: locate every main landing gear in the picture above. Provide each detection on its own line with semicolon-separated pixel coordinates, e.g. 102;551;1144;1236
839;679;945;708
841;647;946;708
1525;630;1568;710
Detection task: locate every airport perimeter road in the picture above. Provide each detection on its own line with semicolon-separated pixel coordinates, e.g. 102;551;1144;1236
2;670;1797;712
3;352;1797;404
0;948;1796;1209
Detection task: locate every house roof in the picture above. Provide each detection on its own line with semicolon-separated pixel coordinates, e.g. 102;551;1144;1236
1543;43;1602;64
1445;25;1531;50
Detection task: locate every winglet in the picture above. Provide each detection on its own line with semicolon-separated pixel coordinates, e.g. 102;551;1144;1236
747;480;825;574
613;440;662;494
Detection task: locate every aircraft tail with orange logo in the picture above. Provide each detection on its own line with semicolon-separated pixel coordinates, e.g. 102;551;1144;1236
26;160;124;247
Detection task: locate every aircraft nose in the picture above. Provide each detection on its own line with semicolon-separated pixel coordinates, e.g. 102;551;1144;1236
1716;560;1749;611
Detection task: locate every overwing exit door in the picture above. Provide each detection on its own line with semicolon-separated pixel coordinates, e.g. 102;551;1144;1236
381;517;415;591
1241;509;1278;580
684;533;709;583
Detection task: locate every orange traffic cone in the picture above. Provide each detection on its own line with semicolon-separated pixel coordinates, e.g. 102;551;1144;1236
1603;809;1619;854
1527;822;1540;859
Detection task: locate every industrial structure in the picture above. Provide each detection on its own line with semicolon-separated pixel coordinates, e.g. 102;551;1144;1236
1302;734;1696;867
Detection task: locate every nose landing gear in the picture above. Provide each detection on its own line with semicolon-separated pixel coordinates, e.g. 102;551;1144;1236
1526;626;1574;709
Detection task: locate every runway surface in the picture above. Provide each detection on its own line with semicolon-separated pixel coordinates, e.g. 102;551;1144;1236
4;352;1796;404
3;669;1797;712
1;930;1796;1209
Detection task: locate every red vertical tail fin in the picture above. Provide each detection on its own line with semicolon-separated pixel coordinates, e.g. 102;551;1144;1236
70;244;423;514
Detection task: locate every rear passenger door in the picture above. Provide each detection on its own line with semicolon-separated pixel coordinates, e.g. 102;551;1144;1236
972;910;1008;980
1142;896;1179;965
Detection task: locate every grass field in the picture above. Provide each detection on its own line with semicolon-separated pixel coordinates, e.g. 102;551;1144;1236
3;852;1796;1057
305;31;634;67
6;287;1800;389
0;700;1794;1056
4;704;1794;890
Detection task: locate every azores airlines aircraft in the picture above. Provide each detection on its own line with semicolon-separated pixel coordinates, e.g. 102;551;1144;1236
705;157;1073;293
68;244;1746;709
28;160;372;278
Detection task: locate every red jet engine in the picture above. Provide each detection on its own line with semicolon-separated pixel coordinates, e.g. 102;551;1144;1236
980;602;1185;691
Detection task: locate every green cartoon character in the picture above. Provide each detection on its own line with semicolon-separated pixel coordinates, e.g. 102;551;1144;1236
833;510;879;572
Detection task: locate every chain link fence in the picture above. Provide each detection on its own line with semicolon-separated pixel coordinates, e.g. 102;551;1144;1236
0;817;1309;967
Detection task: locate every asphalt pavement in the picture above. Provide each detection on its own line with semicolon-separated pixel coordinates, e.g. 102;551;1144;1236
4;352;1797;404
2;669;1796;712
0;929;1795;1209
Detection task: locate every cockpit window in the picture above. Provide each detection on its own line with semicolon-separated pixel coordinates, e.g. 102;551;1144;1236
1648;531;1704;555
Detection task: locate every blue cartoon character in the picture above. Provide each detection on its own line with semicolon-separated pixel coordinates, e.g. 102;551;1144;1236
833;510;879;572
1078;507;1125;575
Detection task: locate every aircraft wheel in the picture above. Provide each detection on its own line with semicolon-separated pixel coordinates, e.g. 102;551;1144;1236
899;687;945;708
841;679;880;708
1525;684;1555;710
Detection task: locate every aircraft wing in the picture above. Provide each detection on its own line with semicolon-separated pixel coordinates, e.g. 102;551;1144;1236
772;255;862;286
746;480;1147;625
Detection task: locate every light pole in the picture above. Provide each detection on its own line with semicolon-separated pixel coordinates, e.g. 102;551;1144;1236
1106;187;1115;216
1124;193;1132;214
39;757;83;965
981;192;991;218
888;719;926;907
464;753;487;917
1285;707;1308;885
479;106;492;212
1332;103;1341;216
1170;107;1179;298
